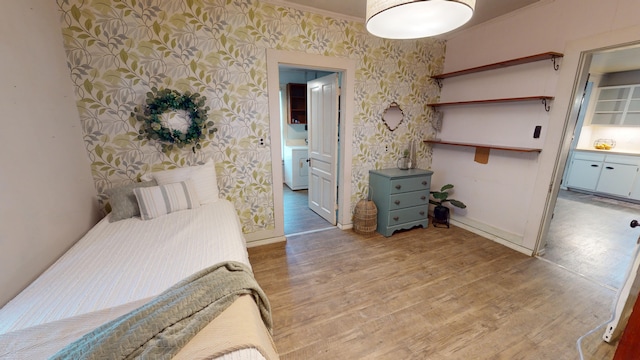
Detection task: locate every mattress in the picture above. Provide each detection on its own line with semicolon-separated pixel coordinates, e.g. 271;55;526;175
0;200;272;359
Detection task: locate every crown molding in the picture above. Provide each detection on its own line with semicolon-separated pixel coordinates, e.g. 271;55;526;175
260;0;365;23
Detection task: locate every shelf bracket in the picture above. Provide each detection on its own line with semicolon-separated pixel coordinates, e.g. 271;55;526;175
551;56;560;71
542;98;551;112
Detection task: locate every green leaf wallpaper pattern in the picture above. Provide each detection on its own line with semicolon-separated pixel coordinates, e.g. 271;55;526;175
56;0;444;235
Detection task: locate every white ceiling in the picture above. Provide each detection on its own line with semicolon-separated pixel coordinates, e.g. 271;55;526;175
591;45;640;74
276;0;540;36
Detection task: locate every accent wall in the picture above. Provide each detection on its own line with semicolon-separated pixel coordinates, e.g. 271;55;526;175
55;0;445;238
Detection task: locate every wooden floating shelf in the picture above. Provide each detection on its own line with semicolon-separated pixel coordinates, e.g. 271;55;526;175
424;140;542;153
427;96;554;108
432;52;564;80
425;140;541;164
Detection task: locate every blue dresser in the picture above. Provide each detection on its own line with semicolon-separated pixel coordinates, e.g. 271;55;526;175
369;168;433;237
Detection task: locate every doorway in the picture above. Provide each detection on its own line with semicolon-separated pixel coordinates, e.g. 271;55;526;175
266;50;357;240
539;43;640;290
283;186;333;235
279;66;338;235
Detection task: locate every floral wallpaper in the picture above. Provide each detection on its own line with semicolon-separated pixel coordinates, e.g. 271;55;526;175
56;0;444;235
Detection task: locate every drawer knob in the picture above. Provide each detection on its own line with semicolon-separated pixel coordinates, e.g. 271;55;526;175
393;216;399;221
421;196;426;200
395;185;402;190
394;200;400;205
422;181;427;186
419;211;425;216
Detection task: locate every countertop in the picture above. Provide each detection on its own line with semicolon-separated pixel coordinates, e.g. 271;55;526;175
575;148;640;156
285;145;308;150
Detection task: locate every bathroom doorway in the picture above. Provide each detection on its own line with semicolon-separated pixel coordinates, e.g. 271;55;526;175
279;66;338;235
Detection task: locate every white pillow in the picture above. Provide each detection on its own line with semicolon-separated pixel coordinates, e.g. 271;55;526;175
188;160;219;204
145;159;219;204
134;180;200;220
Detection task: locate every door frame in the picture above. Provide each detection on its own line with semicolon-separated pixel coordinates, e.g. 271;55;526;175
533;49;593;254
266;49;356;239
533;27;640;254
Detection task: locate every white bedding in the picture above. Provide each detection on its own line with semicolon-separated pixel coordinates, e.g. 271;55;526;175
0;200;268;359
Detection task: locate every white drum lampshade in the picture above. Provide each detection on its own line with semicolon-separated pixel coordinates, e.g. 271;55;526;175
366;0;476;39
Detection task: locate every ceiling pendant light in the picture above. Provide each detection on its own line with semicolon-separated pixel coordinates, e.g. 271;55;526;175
366;0;476;39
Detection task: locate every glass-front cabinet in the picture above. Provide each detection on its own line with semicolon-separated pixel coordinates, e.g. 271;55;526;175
592;85;640;126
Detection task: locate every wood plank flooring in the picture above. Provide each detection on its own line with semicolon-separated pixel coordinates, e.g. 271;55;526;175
249;225;619;359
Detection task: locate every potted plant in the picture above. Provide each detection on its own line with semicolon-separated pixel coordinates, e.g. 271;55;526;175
429;184;466;228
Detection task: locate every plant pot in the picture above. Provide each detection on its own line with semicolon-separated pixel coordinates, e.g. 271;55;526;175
433;205;450;228
397;156;409;170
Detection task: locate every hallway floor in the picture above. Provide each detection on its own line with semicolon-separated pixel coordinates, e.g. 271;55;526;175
542;189;640;290
283;185;333;235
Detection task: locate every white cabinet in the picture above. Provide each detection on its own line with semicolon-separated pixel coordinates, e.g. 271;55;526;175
566;151;640;199
565;152;604;191
591;85;640;126
630;177;640;200
566;159;603;190
602;154;640;199
596;163;638;196
284;146;308;190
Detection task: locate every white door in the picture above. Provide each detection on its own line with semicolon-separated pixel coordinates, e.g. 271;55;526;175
603;220;640;343
307;73;339;225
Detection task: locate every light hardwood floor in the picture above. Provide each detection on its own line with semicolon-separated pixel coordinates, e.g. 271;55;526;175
249;224;619;359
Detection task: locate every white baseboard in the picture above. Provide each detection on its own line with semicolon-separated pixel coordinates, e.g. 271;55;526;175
337;222;352;230
246;235;286;248
450;216;534;256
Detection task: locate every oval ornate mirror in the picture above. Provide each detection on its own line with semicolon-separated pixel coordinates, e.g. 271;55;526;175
382;102;404;131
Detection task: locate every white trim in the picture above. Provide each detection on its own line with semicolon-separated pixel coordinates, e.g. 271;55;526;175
450;216;534;256
266;49;356;242
337;223;353;230
246;235;286;247
244;228;284;242
260;0;365;23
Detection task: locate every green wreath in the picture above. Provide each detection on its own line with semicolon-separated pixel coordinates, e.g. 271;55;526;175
132;88;217;153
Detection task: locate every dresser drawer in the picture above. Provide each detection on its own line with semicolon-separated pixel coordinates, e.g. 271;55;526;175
389;177;430;194
387;205;429;225
388;190;429;210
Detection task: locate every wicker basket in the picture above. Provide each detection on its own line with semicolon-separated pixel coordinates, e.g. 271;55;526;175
353;199;378;234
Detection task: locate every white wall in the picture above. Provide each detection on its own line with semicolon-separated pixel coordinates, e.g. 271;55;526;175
433;0;640;253
0;1;99;307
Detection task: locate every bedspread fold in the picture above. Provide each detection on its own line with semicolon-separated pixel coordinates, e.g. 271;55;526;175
50;261;271;360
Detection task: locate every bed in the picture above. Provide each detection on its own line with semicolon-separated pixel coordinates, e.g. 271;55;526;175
0;160;278;359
